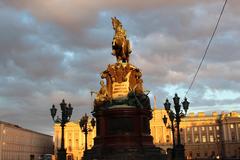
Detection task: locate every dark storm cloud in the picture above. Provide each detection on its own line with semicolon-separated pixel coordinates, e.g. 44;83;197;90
0;0;240;134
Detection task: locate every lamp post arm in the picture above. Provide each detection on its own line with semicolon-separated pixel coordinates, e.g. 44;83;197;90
179;112;185;118
54;117;62;123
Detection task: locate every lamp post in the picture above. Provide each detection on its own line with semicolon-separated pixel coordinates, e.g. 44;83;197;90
79;113;96;152
162;111;176;158
50;99;73;160
163;93;189;160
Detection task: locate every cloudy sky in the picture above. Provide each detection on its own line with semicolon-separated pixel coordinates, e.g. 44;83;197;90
0;0;239;134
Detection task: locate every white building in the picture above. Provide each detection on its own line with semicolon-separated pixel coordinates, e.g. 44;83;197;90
0;121;53;160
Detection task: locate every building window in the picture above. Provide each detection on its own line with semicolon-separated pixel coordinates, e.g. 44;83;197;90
210;135;214;142
204;152;208;157
209;126;213;131
231;132;236;141
76;139;79;149
187;128;191;132
68;139;72;150
194;135;199;143
230;124;234;129
194;127;198;132
196;153;200;157
187;137;191;143
166;135;170;143
211;151;216;158
216;134;220;142
216;126;219;130
202;135;207;143
238;124;240;128
201;126;205;131
189;151;193;157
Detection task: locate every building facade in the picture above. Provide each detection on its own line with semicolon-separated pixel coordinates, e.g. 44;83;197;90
54;121;96;160
54;109;240;160
0;121;53;160
150;107;240;160
150;106;173;152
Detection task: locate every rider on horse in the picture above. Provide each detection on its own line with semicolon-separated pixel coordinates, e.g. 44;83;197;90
111;17;132;63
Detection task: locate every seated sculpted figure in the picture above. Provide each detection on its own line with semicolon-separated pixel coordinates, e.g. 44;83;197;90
95;80;109;102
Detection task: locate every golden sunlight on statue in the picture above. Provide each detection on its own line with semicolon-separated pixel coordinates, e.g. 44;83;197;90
95;80;110;104
111;17;132;63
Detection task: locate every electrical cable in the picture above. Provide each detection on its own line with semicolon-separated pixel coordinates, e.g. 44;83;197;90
185;0;228;97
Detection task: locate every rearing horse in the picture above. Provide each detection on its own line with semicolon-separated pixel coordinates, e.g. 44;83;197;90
111;17;132;63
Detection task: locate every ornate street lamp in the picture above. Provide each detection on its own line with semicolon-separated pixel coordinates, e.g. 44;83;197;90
79;113;96;152
50;99;73;160
163;93;189;160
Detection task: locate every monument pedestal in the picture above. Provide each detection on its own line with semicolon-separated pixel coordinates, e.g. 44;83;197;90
82;106;166;160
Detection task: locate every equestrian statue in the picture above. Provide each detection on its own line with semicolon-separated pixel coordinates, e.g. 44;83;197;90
111;17;132;63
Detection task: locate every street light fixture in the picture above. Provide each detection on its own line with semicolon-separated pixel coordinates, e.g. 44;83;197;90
182;97;189;114
79;113;96;152
163;93;190;160
50;99;73;160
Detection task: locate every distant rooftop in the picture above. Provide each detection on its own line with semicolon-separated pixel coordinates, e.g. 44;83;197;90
0;120;52;137
153;108;240;118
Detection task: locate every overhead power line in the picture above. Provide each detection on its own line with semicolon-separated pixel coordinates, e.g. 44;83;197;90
185;0;228;97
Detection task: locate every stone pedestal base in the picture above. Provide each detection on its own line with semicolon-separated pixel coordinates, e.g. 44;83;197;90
83;146;166;160
82;106;166;160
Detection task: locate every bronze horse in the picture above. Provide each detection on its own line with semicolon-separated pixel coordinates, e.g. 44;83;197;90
111;17;132;63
